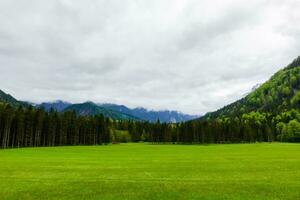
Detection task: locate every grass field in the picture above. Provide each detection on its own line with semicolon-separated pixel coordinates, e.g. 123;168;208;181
0;143;299;200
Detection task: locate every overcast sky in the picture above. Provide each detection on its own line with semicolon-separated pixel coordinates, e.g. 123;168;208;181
0;0;300;115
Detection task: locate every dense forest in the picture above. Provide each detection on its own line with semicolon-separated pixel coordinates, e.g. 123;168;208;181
1;57;300;148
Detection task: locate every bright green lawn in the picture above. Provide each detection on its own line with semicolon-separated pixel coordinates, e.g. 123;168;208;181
0;143;299;200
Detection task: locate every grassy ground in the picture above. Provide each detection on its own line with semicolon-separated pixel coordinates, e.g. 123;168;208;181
0;143;299;200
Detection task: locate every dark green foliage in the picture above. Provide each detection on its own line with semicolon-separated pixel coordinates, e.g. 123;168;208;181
0;104;111;148
276;119;300;142
111;130;131;143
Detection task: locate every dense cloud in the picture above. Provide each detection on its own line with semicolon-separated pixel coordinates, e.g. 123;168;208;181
0;0;299;114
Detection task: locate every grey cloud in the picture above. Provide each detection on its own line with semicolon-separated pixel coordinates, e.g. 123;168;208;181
177;4;264;51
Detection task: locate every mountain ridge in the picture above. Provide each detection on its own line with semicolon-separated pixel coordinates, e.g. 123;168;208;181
38;100;72;112
63;102;140;120
99;103;199;122
34;101;198;122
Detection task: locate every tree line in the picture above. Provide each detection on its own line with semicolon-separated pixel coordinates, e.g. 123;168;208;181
1;103;299;148
0;104;110;148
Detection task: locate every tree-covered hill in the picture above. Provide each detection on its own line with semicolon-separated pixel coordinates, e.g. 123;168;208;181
63;102;139;120
203;56;300;119
0;90;28;107
193;56;300;142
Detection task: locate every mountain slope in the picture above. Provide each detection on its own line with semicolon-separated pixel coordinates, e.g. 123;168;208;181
0;89;28;107
100;103;198;122
64;102;139;120
202;56;300;119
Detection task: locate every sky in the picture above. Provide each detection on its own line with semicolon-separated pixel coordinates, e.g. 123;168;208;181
0;0;300;115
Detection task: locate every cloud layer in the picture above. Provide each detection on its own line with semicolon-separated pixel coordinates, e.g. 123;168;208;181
0;0;299;114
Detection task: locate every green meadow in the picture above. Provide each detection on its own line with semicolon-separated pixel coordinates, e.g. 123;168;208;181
0;143;299;200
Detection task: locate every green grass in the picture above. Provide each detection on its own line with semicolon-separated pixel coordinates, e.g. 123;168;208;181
0;143;299;200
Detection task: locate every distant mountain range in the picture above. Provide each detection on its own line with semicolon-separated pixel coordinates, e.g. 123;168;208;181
36;101;198;122
38;100;71;112
63;102;139;120
0;90;197;122
100;103;198;123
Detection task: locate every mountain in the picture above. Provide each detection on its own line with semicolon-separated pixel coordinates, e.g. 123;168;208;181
38;100;72;111
63;102;139;120
202;56;300;119
100;103;198;123
0;89;29;107
35;101;198;122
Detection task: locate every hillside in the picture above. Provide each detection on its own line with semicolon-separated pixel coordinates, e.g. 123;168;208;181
63;102;139;120
100;104;198;123
203;56;300;119
0;89;28;107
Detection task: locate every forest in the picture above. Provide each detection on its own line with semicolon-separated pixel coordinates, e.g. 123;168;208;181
0;103;299;149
